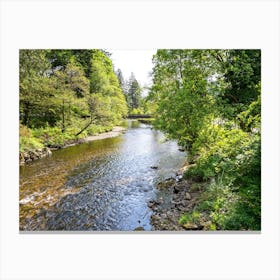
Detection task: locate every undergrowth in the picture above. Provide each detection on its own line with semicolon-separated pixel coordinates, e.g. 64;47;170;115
180;124;261;230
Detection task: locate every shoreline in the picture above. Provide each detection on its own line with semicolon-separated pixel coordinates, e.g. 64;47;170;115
20;126;126;165
61;126;126;149
20;123;207;230
81;126;126;142
148;165;210;231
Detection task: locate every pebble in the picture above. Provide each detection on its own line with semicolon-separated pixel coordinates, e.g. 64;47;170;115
134;226;145;231
185;192;192;200
150;176;202;231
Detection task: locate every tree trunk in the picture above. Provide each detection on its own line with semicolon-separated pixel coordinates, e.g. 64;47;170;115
75;120;92;136
62;99;65;133
23;102;31;127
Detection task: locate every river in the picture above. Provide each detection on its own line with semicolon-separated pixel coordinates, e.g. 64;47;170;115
19;120;186;231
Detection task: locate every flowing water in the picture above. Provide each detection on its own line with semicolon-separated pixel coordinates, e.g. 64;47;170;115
19;120;186;231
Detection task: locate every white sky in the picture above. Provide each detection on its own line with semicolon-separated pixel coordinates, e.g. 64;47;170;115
109;49;157;89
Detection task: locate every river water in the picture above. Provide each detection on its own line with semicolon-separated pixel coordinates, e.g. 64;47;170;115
19;120;186;231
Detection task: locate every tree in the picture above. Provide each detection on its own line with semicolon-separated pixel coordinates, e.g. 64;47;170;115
149;50;216;147
63;61;90;98
116;68;125;92
89;50;128;120
47;50;73;71
149;49;261;230
52;61;90;131
90;51;110;93
72;49;94;78
126;73;142;111
217;50;261;121
20;49;59;127
75;94;112;136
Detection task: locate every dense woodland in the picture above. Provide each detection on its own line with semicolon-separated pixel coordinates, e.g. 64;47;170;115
20;49;261;230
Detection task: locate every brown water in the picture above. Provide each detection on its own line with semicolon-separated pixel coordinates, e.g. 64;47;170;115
19;120;186;231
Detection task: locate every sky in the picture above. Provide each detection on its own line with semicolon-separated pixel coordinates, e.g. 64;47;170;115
109;49;157;90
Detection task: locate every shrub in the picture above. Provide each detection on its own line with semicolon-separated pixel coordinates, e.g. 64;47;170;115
20;125;43;152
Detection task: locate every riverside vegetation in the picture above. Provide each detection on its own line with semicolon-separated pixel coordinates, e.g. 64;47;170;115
148;49;261;231
20;50;127;156
20;49;261;231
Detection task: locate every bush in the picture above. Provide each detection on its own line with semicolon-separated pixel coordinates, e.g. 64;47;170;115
184;123;261;230
130;108;144;115
20;125;43;152
186;125;256;181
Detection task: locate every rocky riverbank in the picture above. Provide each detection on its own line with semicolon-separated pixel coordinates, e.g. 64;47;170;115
149;169;210;231
20;147;52;165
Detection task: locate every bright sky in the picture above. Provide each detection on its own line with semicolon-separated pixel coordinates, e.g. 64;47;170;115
109;49;157;89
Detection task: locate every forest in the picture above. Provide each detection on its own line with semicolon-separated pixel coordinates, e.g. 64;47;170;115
20;49;261;231
20;49;141;150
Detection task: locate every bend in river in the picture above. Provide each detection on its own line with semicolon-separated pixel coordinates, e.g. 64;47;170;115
20;120;186;231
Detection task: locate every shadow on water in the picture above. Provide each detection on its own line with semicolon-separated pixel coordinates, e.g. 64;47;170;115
20;120;186;231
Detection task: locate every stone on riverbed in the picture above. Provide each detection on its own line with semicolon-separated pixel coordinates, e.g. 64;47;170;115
182;223;199;230
20;147;52;165
185;192;192;200
134;226;145;231
157;178;176;188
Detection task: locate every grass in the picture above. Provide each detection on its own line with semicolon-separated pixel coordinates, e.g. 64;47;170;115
19;125;44;152
20;120;115;152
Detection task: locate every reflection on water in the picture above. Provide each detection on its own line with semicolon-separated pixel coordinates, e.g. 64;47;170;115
20;120;186;231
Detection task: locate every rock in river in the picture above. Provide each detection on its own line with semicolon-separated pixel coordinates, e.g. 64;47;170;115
134;226;145;231
150;166;158;169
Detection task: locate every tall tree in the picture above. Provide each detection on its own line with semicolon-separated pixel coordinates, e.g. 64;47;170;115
116;68;125;92
20;49;128;131
217;49;261;120
89;50;127;118
47;50;73;71
72;49;94;78
149;49;261;230
149;50;216;147
20;49;59;127
126;73;142;111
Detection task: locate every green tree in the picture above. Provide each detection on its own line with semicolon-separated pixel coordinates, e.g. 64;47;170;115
62;61;90;98
126;73;142;112
210;49;261;121
149;49;261;230
52;60;90;131
150;49;216;147
72;49;94;78
116;68;125;92
89;50;128;120
47;50;73;71
20;49;59;127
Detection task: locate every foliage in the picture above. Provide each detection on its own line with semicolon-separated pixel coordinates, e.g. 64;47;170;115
179;211;201;225
195;171;260;230
20;49;56;127
19;125;44;152
149;49;218;149
116;68;125;92
19;49;261;230
124;73;142;113
19;49;128;151
149;49;261;230
89;51;128;119
130;108;144;115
